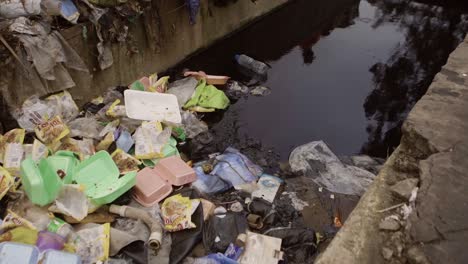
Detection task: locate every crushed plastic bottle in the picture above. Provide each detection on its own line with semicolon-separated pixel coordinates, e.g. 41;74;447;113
234;54;269;76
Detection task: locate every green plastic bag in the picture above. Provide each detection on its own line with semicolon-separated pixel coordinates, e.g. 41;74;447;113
184;80;230;111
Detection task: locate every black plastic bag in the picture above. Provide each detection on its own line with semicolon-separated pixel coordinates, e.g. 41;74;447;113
264;227;317;263
203;212;248;253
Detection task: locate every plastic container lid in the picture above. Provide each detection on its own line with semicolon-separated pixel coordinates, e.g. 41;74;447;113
124;90;182;123
42;250;81;264
133;167;173;207
155;156;196;186
73;151;137;205
0;242;39;264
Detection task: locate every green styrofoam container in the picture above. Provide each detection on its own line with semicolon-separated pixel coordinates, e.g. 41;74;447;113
20;158;63;206
73;151;136;205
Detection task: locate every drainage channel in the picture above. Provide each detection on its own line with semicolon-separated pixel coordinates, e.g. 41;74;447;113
167;0;468;259
170;0;468;161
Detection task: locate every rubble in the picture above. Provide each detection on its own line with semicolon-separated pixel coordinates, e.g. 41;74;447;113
390;178;419;200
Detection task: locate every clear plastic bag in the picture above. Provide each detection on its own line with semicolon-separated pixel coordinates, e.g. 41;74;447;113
49;184;88;221
68;117;103;139
181;111;208;139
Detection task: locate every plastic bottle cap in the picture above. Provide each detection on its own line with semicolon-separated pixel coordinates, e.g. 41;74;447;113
234;54;240;61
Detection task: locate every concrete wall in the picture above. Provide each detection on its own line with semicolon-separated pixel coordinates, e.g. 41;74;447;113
316;35;468;264
60;0;289;105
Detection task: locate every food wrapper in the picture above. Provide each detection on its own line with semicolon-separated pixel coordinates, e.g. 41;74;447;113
161;194;200;232
73;223;110;264
106;99;126;118
35;116;70;146
148;76;170;93
99;120;120;138
0;129;25;161
32;139;48;162
0;166;14;201
1;210;37;231
96;132;114;151
111;149;141;174
46;91;79;122
3;143;24;173
133;122;171;160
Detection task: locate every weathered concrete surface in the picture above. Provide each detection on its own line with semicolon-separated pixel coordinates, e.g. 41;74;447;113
4;0;289;107
316;35;468;263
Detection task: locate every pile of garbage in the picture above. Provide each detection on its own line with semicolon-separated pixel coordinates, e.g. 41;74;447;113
0;69;323;264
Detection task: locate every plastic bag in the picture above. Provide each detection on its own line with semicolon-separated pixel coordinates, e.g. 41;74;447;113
0;128;25;161
36;231;65;251
99;120;120;138
68;117;103;139
73;223;110;264
161;194;200;232
184;80;230;111
106;99;126;118
49;184;88;221
212;147;263;187
167;77;198;107
289;141;376;195
133;122;171;160
0;166;14;201
116;129;134;153
46;91;79;123
181;111;208;139
35;116;70;146
111;149;141;174
203;212;247;253
192;165;231;195
16;96;58;132
263;227;317;263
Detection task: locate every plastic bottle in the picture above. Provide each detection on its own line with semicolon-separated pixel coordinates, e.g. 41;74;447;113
47;217;74;239
234;54;269;76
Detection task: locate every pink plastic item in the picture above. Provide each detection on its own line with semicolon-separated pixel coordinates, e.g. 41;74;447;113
133;167;173;207
155;156;196;186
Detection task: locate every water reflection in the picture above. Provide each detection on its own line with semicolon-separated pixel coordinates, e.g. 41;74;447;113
361;0;468;157
172;0;468;161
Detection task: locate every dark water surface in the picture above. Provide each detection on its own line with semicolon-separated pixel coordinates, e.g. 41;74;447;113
172;0;468;159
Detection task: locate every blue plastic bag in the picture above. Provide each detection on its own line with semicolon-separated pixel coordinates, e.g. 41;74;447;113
192;148;263;195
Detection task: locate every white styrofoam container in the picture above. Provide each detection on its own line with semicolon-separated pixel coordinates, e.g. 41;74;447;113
124;90;182;123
